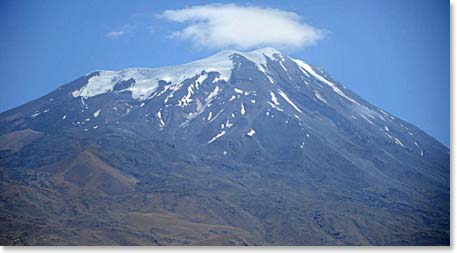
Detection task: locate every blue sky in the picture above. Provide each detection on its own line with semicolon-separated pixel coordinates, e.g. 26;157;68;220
0;0;449;146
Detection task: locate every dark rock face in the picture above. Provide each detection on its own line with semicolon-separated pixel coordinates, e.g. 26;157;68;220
0;48;449;245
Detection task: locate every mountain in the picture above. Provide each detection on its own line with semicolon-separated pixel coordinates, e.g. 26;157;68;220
0;48;449;245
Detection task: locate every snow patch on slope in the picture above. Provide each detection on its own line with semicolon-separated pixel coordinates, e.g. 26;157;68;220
270;91;280;106
157;110;165;128
208;131;226;143
93;109;101;118
291;58;359;105
314;91;327;104
277;89;302;113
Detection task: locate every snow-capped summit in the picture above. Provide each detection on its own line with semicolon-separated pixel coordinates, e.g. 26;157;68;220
72;47;286;101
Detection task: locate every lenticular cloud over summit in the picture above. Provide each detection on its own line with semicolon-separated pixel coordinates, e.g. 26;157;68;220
161;4;325;50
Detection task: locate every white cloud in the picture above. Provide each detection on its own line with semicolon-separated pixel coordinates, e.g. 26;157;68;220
105;30;125;39
160;4;325;50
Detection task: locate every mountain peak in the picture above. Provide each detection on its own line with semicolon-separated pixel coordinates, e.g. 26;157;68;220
206;47;285;66
0;42;449;246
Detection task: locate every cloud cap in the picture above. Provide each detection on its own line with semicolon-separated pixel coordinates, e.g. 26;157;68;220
161;4;325;50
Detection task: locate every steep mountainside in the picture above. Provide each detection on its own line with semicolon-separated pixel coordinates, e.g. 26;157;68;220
0;48;449;245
